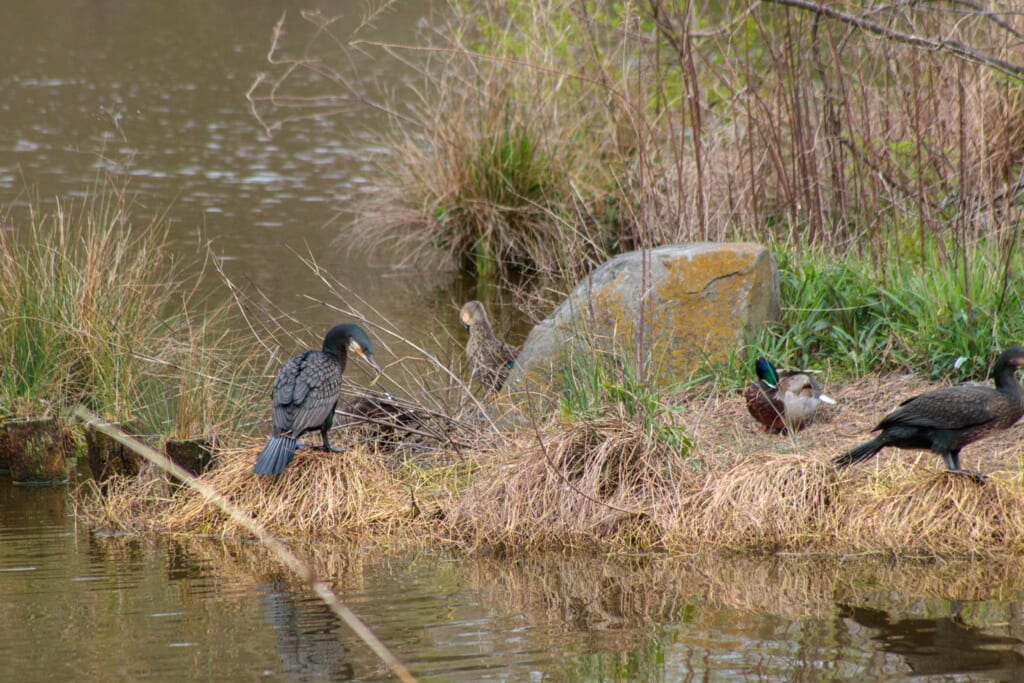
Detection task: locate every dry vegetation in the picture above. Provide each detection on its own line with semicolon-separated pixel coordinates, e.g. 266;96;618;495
77;373;1024;559
248;1;1024;285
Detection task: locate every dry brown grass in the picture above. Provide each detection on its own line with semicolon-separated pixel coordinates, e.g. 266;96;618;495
679;454;838;552
157;444;413;538
76;438;453;543
77;375;1024;558
443;417;696;552
837;471;1024;557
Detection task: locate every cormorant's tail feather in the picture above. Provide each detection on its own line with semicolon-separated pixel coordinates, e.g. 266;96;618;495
253;436;298;475
833;439;884;468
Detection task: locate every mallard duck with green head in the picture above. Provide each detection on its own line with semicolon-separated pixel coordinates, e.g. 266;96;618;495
744;357;835;433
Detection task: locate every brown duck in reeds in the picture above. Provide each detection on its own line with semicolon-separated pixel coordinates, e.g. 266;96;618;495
254;323;382;475
834;346;1024;483
460;300;518;395
744;357;835;433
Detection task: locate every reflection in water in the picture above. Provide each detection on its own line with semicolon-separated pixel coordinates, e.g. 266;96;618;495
9;481;1024;682
259;586;354;682
838;602;1024;678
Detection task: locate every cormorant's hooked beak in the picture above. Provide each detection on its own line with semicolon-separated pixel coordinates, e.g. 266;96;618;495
358;349;383;386
348;337;383;379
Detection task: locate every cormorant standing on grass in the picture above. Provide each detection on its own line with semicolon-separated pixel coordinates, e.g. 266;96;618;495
460;301;518;395
833;346;1024;483
254;323;382;475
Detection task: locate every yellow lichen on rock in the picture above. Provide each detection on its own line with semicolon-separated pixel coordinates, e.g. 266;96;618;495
506;243;780;403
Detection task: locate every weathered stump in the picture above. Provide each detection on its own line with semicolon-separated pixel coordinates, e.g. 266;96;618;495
164;437;215;477
86;423;141;484
5;416;68;485
0;420;12;475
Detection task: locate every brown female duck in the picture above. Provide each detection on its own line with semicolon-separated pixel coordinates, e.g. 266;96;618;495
460;301;518;395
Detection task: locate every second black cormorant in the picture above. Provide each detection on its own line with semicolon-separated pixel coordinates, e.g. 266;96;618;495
833;346;1024;483
253;323;382;475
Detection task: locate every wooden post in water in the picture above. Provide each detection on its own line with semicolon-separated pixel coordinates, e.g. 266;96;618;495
164;437;215;477
5;416;68;485
85;422;141;484
0;420;11;475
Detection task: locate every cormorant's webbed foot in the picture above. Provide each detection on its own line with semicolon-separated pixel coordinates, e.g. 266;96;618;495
948;469;987;485
320;436;343;453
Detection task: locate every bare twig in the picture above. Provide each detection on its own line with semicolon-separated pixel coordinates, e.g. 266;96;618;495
762;0;1024;81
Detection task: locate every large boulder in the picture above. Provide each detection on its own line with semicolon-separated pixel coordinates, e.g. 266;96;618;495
505;242;780;403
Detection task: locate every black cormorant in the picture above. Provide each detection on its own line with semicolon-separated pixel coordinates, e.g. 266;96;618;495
460;301;518;395
253;323;382;475
833;346;1024;482
744;357;835;433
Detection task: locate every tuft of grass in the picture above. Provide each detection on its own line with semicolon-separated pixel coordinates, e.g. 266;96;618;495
557;339;693;459
77;441;420;540
0;185;175;420
0;180;265;440
682;454;837;552
445;417;695;552
161;444;412;538
356;87;612;282
836;469;1024;557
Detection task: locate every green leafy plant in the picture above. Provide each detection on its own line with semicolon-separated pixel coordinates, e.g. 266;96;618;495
557;339;693;459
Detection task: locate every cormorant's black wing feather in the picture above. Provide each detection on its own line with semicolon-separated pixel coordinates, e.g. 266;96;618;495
271;351;342;437
879;385;1000;432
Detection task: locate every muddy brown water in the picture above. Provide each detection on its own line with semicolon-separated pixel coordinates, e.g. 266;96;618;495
4;2;1024;680
5;474;1024;681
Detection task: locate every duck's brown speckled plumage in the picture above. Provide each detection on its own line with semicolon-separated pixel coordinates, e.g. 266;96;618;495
460;301;518;395
834;346;1024;483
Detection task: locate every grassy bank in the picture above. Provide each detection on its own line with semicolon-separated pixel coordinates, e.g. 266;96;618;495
61;224;1024;556
78;370;1024;558
43;187;1023;560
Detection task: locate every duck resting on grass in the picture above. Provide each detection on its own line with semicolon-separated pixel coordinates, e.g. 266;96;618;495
460;300;518;395
253;323;382;476
744;357;835;433
833;346;1024;484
